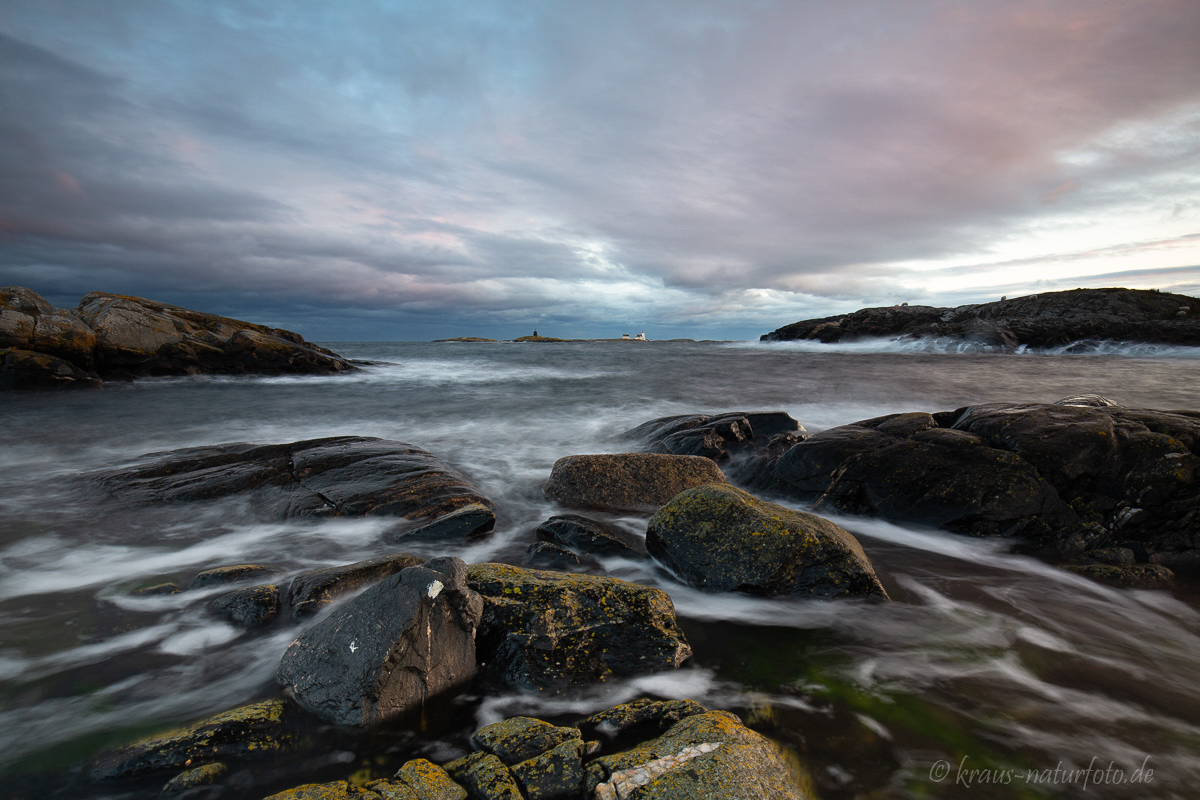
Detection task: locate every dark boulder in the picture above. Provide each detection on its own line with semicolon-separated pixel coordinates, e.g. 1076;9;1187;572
761;287;1200;350
91;698;297;781
625;411;806;463
277;557;483;728
535;514;646;559
96;437;496;526
209;584;281;627
586;708;810;800
544;453;727;513
384;502;496;543
646;485;888;599
466;563;692;691
523;541;602;571
0;347;104;389
191;564;275;590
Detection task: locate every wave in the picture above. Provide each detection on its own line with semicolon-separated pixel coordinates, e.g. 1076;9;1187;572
733;337;1200;357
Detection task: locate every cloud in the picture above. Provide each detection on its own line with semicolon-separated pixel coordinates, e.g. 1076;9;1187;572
1;1;1199;339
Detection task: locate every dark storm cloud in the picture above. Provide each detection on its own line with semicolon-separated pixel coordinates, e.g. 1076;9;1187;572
1;1;1199;339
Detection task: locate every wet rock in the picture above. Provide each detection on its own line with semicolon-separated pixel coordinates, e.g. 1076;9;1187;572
0;347;103;389
162;761;227;793
368;759;466;800
132;582;182;596
191;564;275;590
96;437;496;525
471;717;582;766
625;411;805;463
209;585;281;627
544;453;727;513
535;514;645;558
586;708;810;799
747;411;1076;538
442;751;523;800
466;563;692;691
264;782;378;800
761;287;1200;349
1;286;98;367
510;738;585;800
91;697;296;781
277;557;483;728
647;485;888;599
384;502;496;543
73;290;355;378
1062;563;1175;589
287;553;424;620
578;698;709;743
523;541;601;571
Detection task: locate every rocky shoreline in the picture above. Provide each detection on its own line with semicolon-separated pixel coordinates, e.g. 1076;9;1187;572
44;385;1193;798
760;287;1200;350
0;287;356;389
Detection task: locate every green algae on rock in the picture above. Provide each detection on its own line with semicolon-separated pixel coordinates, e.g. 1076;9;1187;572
467;563;692;691
646;484;888;599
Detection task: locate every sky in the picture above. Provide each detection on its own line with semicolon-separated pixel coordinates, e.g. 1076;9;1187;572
2;1;1199;341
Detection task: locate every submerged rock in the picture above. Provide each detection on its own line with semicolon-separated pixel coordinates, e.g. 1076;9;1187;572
191;563;275;590
287;553;424;619
467;563;692;691
647;485;887;599
277;557;483;728
91;698;296;781
96;437;496;526
209;584;281;627
524;541;601;571
544;453;727;512
535;514;646;559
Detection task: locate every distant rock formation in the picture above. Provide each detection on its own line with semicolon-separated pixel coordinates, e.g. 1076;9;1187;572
761;287;1200;349
1;286;355;388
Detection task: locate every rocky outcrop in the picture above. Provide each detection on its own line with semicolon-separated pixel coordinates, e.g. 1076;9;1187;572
0;286;357;388
544;453;727;513
625;411;806;463
738;401;1200;577
95;437;496;527
646;485;888;599
277;557;483;728
761;287;1200;349
90;698;297;781
466;563;692;691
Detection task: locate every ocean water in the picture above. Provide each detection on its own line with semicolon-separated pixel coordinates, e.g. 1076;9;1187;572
2;339;1200;799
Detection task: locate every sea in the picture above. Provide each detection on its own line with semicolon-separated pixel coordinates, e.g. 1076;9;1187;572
2;339;1200;799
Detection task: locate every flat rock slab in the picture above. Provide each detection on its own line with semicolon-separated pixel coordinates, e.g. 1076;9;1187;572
278;557;483;728
544;453;727;513
467;563;692;691
647;485;888;600
95;436;496;524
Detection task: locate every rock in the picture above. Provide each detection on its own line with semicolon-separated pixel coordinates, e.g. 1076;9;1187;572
91;697;295;781
466;563;692;691
442;751;524;800
72;290;356;378
510;738;585;800
162;761;227;793
96;437;496;525
371;759;466;800
523;541;601;571
1062;564;1175;589
264;782;379;800
646;485;888;599
191;564;275;589
761;288;1200;349
132;582;182;596
578;699;709;743
625;411;805;463
209;585;281;627
748;411;1076;538
535;514;645;558
0;286;98;366
277;557;483;728
471;717;582;766
384;503;496;543
0;347;103;389
287;554;424;620
544;453;727;513
586;709;810;799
